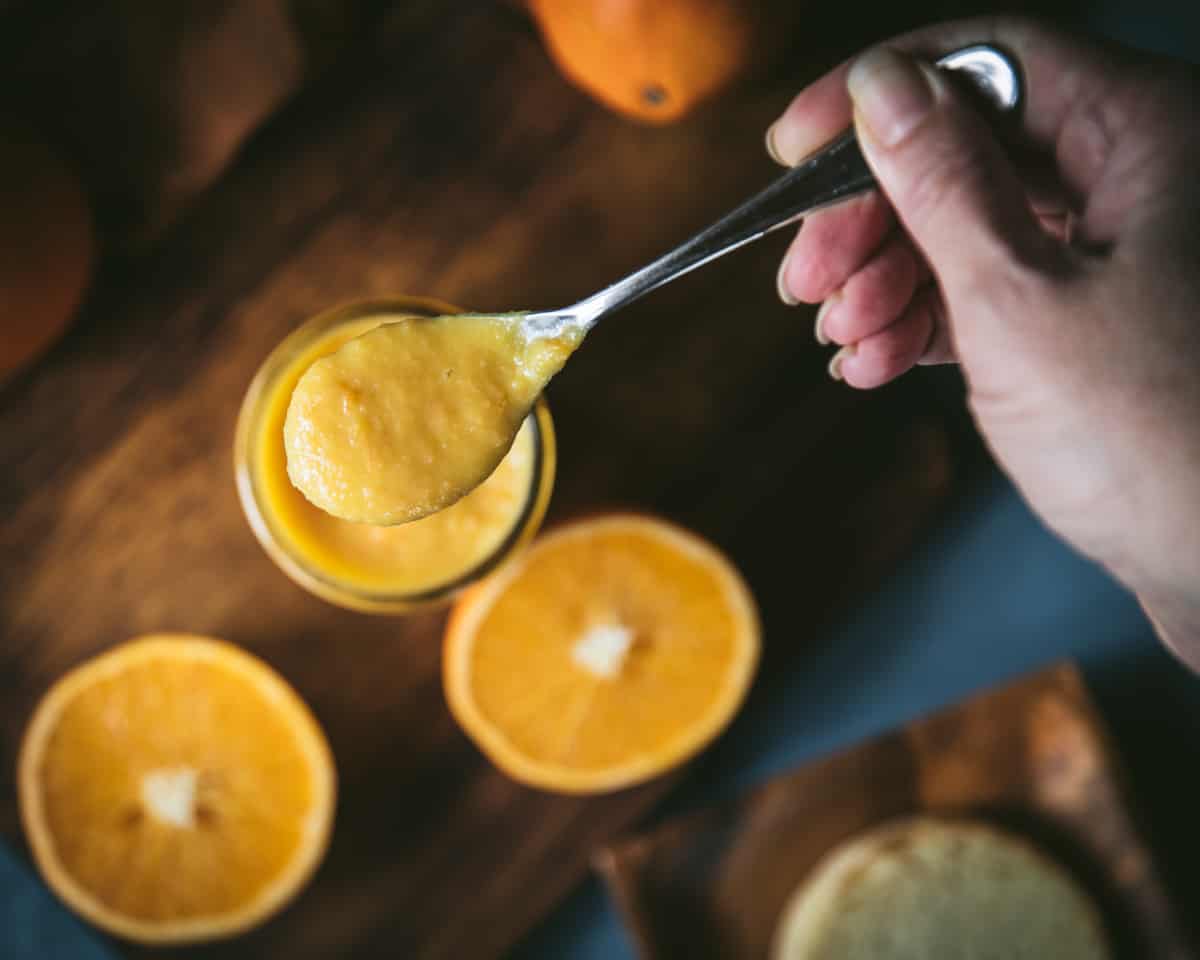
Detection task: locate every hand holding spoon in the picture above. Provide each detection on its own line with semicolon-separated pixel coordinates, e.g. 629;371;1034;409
285;45;1021;525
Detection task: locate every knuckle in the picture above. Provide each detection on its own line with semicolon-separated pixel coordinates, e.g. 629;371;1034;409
894;131;993;237
869;322;925;374
846;242;916;317
873;338;912;372
845;276;895;324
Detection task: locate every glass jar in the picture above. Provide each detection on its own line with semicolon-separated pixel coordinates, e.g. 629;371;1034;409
234;297;555;613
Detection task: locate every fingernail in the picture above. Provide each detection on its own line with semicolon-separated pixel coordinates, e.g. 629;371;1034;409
776;257;798;306
847;47;934;148
828;344;855;381
814;294;839;345
765;122;786;165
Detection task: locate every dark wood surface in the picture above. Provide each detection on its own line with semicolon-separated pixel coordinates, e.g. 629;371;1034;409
597;664;1194;960
0;3;999;957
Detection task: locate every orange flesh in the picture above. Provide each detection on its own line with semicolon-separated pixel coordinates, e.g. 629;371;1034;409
445;517;759;792
31;646;325;924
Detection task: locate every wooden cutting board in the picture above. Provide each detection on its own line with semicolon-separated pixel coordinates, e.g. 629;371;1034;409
597;663;1195;960
1;3;993;957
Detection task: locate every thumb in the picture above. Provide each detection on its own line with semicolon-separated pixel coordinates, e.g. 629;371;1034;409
847;47;1054;293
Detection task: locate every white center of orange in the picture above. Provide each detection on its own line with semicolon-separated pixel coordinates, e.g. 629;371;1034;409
141;767;198;828
572;623;634;679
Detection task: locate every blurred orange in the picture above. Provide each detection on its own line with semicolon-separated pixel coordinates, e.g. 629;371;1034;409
528;0;757;123
0;130;94;380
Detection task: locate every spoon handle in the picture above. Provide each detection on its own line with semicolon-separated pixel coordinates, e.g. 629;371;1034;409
562;44;1021;329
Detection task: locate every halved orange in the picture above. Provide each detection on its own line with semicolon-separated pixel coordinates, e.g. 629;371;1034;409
18;635;336;944
444;514;760;794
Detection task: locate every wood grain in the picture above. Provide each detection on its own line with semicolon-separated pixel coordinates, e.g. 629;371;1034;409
598;664;1195;960
0;3;1012;956
0;0;400;247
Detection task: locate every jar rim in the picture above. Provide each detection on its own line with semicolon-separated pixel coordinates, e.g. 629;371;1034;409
233;297;556;614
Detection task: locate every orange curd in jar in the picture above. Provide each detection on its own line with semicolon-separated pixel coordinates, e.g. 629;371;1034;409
235;298;555;613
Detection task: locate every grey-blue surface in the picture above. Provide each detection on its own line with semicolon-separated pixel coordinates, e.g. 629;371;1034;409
4;3;1199;959
513;469;1200;959
0;844;112;959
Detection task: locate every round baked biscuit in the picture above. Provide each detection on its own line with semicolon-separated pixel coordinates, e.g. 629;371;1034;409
771;817;1110;960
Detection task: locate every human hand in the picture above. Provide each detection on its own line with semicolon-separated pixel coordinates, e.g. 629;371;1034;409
768;18;1200;666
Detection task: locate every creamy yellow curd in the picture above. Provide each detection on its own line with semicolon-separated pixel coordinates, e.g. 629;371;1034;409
235;299;555;612
283;313;579;525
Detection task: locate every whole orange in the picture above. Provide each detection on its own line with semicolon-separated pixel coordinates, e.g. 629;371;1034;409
528;0;757;123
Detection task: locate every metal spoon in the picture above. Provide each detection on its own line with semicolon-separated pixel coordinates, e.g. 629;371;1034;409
287;45;1021;527
512;44;1021;343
